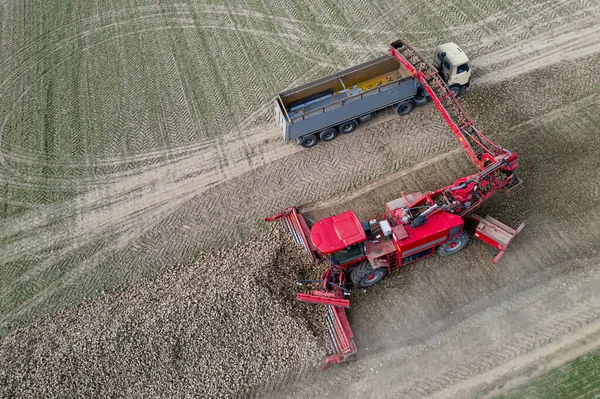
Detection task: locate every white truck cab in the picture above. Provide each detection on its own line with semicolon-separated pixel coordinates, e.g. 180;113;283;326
433;42;471;96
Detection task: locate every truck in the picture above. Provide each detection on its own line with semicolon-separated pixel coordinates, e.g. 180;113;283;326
274;42;472;148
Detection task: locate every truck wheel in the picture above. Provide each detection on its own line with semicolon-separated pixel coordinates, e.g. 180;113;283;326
414;87;428;106
436;231;469;256
414;94;428;106
358;113;374;123
449;85;461;97
350;261;388;288
319;128;338;142
300;134;318;148
395;101;414;116
339;120;357;134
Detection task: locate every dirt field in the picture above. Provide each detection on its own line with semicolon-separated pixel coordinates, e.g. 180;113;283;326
2;0;600;397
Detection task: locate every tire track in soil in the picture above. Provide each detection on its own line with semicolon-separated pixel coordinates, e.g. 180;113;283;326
257;255;600;399
250;55;600;396
2;1;595;170
0;106;455;334
2;0;600;348
0;3;374;171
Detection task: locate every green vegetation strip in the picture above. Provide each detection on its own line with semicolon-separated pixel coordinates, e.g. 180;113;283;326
493;349;600;399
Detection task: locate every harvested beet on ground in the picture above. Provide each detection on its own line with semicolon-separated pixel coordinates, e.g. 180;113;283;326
0;228;326;398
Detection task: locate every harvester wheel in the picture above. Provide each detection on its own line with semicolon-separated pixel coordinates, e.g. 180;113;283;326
436;231;469;256
319;128;338;142
395;101;414;116
350;262;388;288
339;120;357;134
300;134;318;148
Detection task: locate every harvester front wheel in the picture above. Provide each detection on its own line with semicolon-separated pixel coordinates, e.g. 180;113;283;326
436;231;469;256
350;262;388;288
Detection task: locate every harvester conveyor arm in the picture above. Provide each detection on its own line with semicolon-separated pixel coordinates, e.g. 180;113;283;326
388;40;508;171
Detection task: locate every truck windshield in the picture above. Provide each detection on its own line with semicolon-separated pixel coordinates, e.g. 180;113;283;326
332;243;365;265
456;63;469;74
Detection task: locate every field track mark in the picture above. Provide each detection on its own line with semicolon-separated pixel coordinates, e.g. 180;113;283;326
257;250;600;398
303;148;463;213
473;15;600;84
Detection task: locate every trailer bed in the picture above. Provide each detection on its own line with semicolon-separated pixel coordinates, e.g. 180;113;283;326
275;55;418;142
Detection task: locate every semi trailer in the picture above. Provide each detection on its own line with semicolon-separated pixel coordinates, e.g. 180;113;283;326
274;42;472;148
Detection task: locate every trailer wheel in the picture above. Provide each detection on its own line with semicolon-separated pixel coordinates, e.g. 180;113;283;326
339;120;357;134
319;128;338;142
414;88;428;106
300;134;318;148
358;113;374;123
350;261;388;288
436;231;469;256
395;101;414;116
449;85;461;97
414;94;428;106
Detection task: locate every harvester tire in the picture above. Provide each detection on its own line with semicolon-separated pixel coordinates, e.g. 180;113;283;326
300;134;318;148
436;231;469;256
395;101;414;116
339;120;357;134
350;262;388;288
319;128;338;142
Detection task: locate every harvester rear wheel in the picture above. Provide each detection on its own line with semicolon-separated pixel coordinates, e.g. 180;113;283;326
436;231;469;256
350;262;388;288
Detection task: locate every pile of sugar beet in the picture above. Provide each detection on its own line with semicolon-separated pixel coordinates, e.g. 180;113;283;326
0;228;327;398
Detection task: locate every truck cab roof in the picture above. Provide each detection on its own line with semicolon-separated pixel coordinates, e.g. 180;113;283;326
436;42;469;66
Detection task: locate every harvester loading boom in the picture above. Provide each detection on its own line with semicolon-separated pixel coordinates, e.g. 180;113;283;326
267;40;524;369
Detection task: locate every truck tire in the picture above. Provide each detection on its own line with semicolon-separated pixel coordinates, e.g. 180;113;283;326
414;87;428;106
414;94;428;106
339;120;357;134
300;134;318;148
319;128;338;142
436;231;469;256
449;85;461;97
358;112;374;123
395;101;414;116
350;261;388;288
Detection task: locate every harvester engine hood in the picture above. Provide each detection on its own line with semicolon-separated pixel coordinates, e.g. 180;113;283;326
310;210;366;254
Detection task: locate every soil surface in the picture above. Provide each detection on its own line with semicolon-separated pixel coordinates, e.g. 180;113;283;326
2;0;600;398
